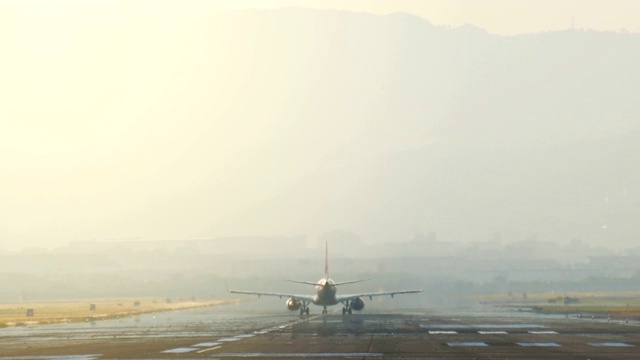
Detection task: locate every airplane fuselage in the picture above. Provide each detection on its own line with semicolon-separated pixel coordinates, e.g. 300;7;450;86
313;278;339;306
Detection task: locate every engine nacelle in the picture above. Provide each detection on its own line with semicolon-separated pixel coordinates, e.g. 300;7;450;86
286;298;302;311
350;297;365;311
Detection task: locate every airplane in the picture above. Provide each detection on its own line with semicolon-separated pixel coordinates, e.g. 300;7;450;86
228;242;423;315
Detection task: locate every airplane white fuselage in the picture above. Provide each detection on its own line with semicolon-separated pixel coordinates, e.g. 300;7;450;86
313;278;339;306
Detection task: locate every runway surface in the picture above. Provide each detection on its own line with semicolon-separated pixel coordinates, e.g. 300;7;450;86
0;303;638;359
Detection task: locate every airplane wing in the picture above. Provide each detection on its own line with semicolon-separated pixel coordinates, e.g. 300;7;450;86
286;279;369;286
228;289;315;303
337;289;423;303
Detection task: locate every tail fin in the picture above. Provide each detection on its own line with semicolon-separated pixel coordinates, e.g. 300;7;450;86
324;241;329;279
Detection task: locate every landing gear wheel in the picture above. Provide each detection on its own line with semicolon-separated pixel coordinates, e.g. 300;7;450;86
342;307;346;315
305;308;309;315
348;308;352;315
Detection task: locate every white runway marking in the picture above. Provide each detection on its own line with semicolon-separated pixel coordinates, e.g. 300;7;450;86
588;342;635;347
517;342;560;347
447;342;489;347
528;330;558;334
193;341;221;347
215;352;384;357
161;347;198;353
197;345;221;353
429;331;458;334
421;324;545;329
218;337;242;342
0;356;102;360
478;331;508;334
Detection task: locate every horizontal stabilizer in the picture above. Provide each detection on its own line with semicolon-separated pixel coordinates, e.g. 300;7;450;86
286;279;319;286
333;279;370;286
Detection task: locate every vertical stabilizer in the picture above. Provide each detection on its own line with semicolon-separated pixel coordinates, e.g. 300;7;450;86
324;241;329;279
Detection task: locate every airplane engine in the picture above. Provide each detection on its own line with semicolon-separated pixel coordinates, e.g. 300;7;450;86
286;298;302;311
350;297;365;311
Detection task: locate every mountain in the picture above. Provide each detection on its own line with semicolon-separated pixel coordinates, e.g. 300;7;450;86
149;8;639;247
3;8;640;249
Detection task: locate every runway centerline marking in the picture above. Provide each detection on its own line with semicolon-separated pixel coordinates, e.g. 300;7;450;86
429;331;458;334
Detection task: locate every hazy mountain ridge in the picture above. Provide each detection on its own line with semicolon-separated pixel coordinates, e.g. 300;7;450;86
157;8;640;247
3;8;638;250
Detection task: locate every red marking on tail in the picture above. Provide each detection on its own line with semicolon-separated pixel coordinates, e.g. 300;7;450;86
324;241;329;279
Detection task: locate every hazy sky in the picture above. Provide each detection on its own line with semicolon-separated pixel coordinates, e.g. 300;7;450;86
1;0;639;251
212;0;640;34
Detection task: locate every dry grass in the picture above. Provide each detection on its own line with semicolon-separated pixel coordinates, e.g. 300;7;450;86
473;291;640;316
474;291;640;303
0;298;239;327
533;305;640;314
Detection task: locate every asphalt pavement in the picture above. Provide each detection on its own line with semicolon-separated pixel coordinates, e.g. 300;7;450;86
0;302;638;359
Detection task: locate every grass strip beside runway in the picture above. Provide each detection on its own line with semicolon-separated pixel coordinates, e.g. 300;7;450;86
0;298;239;327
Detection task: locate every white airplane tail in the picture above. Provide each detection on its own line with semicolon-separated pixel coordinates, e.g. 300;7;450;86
285;241;369;286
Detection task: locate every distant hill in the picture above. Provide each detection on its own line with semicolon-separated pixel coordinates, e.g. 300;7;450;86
147;8;640;248
5;8;633;250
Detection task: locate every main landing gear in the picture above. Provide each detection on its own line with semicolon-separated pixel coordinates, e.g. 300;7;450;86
341;300;352;315
322;306;328;315
299;304;310;316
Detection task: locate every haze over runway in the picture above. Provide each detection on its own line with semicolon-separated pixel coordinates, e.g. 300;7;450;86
1;4;640;358
2;1;640;252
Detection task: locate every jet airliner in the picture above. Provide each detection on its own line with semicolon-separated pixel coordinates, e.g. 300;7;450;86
228;243;423;315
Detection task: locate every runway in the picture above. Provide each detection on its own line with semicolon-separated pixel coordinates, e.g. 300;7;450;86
0;303;638;359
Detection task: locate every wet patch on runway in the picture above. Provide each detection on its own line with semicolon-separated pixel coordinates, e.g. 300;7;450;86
446;342;489;347
588;342;635;347
214;352;384;357
193;341;222;347
517;342;560;347
218;336;243;342
161;347;199;353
